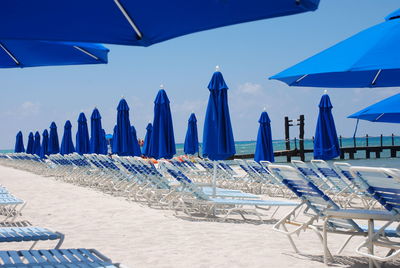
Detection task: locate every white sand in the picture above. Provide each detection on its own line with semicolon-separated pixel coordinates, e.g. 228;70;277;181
0;165;394;267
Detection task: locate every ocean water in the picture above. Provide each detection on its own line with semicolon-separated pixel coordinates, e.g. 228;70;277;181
3;136;400;164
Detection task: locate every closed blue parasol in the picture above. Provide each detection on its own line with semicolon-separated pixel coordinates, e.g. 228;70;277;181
0;1;319;46
76;112;90;155
184;113;199;155
271;9;400;88
111;125;118;154
254;111;275;162
89;108;105;154
33;131;41;155
203;68;235;195
113;99;135;156
149;89;176;159
60;120;75;155
314;93;340;160
40;129;49;158
348;93;400;123
101;129;108;155
0;41;108;68
14;131;24;153
142;123;153;157
48;122;60;154
26;132;34;154
131;125;142;156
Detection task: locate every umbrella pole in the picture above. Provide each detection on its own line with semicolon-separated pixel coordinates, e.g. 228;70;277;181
213;161;217;197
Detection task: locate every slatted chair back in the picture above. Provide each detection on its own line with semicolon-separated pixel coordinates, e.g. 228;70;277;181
311;160;351;193
292;160;332;191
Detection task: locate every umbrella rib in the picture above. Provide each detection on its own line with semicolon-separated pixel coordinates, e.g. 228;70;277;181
73;46;99;60
375;113;385;121
113;0;143;40
0;43;20;65
371;69;382;86
295;74;308;83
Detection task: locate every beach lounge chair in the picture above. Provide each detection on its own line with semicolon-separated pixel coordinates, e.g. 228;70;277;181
0;248;119;267
0;226;64;249
268;164;399;267
161;162;298;221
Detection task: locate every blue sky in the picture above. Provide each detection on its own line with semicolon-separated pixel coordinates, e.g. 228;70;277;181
1;0;400;149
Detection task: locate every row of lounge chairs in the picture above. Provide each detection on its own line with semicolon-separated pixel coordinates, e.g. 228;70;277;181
1;152;400;266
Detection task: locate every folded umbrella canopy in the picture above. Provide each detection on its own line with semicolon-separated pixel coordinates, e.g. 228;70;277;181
26;132;34;154
48;122;60;155
314;93;340;160
149;89;176;159
130;125;142;157
113;99;135;156
60;120;75;155
142;123;153;157
254;111;274;163
203;68;235;196
14;131;24;153
184;113;199;155
76;112;90;155
271;9;400;88
33;131;41;155
101;129;108;155
0;0;319;46
40;129;49;158
348;93;400;123
0;40;108;68
90;108;106;154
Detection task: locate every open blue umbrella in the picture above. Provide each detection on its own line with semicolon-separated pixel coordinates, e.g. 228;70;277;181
14;131;24;153
33;131;41;155
89;108;105;154
76;112;90;155
113;99;134;156
184;113;199;155
142;123;153;157
26;132;34;154
149;89;176;159
314;93;340;160
0;1;319;46
40;129;49;158
203;68;235;195
0;41;108;68
60;120;75;155
271;9;400;88
254;111;274;162
48;122;60;154
130;125;142;157
348;93;400;123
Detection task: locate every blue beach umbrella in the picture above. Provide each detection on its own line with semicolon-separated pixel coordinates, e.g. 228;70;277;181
89;108;105;154
26;132;34;154
0;1;319;46
14;131;24;153
314;93;340;160
48;122;60;155
184;113;199;155
203;68;235;195
76;112;90;155
113;99;134;156
149;89;176;159
131;125;142;157
111;125;118;154
254;111;275;163
40;129;49;158
348;93;400;123
101;129;108;155
142;123;153;157
33;131;41;155
271;9;400;88
60;120;75;155
0;41;108;68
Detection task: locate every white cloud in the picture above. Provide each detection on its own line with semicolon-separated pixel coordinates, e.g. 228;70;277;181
236;82;263;96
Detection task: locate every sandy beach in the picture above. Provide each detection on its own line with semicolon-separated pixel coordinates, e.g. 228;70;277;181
1;164;399;268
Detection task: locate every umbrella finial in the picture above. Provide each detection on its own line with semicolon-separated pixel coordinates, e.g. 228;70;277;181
121;95;125;99
263;107;267;111
324;89;328;95
160;84;164;89
215;65;220;72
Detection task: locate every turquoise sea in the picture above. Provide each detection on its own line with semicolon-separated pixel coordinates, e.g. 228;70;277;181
2;136;400;164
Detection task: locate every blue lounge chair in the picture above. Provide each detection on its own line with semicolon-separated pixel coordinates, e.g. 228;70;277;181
0;226;64;249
